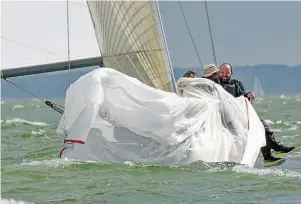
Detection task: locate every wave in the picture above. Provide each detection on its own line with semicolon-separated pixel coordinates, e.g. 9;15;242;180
15;158;301;181
232;165;301;179
18;158;96;168
29;104;41;108
1;118;49;126
279;95;301;101
123;161;301;179
263;119;301;131
31;129;46;136
0;198;34;204
280;95;292;100
204;164;301;179
264;119;274;125
12;105;25;110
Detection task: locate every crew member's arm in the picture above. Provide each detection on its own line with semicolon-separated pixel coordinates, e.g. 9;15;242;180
236;80;255;100
236;80;247;97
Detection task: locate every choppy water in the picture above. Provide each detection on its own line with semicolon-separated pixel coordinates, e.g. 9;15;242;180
1;96;301;204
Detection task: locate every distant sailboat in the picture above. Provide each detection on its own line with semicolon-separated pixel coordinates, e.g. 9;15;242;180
252;76;265;97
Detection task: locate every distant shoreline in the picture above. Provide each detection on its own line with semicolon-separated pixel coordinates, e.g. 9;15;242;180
2;94;301;102
2;65;301;99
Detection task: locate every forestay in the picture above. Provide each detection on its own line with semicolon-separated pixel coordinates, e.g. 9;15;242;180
87;1;175;92
57;68;266;167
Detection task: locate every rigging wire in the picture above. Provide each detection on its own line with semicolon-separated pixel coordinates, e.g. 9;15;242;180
177;1;204;69
0;0;83;115
1;1;218;114
204;0;217;65
1;36;65;59
2;77;65;115
66;0;72;86
69;1;87;7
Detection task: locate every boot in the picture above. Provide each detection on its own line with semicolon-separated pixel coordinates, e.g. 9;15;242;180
263;154;285;167
277;146;295;154
261;146;285;167
274;145;295;158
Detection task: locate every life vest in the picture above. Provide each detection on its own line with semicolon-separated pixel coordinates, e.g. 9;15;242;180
222;83;236;97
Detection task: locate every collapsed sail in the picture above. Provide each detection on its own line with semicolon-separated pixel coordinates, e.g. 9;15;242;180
252;76;265;97
57;68;266;167
86;0;175;92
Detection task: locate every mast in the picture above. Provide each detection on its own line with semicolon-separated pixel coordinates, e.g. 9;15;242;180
155;1;177;93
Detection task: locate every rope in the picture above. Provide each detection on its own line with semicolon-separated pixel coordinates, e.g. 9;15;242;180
69;1;87;7
66;0;72;86
2;78;64;114
204;0;217;65
1;36;65;59
178;1;204;69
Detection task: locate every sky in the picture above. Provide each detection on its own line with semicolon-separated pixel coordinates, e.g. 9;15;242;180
1;0;301;70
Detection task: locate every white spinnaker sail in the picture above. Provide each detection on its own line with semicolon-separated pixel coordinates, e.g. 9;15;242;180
57;68;266;167
86;0;176;92
252;76;265;97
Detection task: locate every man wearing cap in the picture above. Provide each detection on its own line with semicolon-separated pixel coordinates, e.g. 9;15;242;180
219;63;295;167
202;64;220;83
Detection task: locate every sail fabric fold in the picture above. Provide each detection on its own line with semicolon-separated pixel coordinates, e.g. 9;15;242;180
57;68;266;167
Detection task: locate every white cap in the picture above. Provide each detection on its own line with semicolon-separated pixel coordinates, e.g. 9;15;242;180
203;64;219;77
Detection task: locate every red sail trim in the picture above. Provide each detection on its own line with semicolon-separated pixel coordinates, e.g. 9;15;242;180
59;147;66;158
64;140;85;144
59;140;85;158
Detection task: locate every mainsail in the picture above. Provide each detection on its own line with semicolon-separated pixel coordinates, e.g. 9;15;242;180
252;76;265;97
86;1;176;92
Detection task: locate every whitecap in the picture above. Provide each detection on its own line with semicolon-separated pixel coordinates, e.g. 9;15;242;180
287;126;298;131
31;130;43;136
271;128;282;132
0;198;34;204
264;119;274;125
3;118;48;126
18;158;97;168
232;165;301;179
12;105;25;110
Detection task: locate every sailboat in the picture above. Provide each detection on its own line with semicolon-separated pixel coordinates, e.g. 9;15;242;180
1;1;266;167
252;76;265;97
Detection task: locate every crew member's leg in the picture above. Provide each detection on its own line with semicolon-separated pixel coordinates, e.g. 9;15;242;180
260;119;294;161
261;119;281;151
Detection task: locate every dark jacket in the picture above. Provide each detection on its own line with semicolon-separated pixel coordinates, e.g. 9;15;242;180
220;79;250;98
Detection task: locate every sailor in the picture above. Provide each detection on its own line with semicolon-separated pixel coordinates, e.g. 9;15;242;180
183;70;197;78
202;64;220;83
219;63;295;167
219;63;255;99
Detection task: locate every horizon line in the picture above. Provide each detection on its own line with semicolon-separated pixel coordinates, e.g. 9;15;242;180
173;64;301;69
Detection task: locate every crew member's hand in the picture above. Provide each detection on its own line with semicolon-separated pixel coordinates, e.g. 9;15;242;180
247;92;255;100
